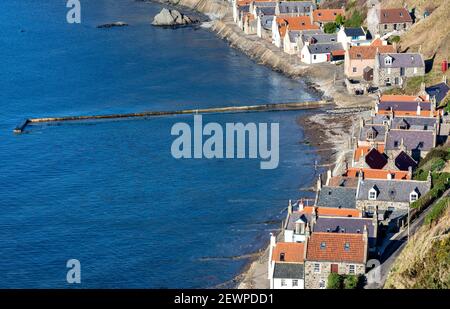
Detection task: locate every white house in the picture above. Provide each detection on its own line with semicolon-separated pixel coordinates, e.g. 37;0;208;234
283;28;302;55
268;235;305;289
337;26;370;50
300;42;344;64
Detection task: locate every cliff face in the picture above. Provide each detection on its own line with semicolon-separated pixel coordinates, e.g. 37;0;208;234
385;202;450;289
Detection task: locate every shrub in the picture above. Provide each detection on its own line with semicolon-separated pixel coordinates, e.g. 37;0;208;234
335;14;345;26
425;197;450;225
327;273;344;289
343;275;360;289
389;35;401;44
324;22;338;34
344;11;363;28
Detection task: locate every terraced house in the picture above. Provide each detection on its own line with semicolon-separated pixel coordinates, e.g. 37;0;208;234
304;232;368;289
373;53;425;87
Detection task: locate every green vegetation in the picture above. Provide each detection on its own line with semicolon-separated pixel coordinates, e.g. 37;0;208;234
414;147;450;180
411;172;450;211
344;11;363;28
327;273;362;289
335;14;345;26
388;35;401;44
406;236;450;289
424;197;450;225
324;22;338;34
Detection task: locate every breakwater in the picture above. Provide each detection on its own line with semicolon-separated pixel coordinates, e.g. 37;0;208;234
14;100;329;133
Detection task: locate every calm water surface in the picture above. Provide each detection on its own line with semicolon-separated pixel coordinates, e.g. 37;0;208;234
0;0;319;287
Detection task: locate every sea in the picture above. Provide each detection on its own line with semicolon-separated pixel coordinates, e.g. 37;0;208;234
0;0;320;288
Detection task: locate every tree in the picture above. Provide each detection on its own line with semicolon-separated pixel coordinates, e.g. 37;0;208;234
343;275;360;289
344;11;363;27
324;22;338;34
335;14;345;26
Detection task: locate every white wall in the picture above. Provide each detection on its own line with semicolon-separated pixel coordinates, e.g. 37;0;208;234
284;230;306;242
272;278;305;289
301;45;329;64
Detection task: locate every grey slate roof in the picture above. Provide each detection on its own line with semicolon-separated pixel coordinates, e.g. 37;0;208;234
286;212;310;230
377;100;431;112
257;6;275;16
307;42;344;54
385;129;435;151
426;82;450;104
273;263;304;279
313;217;376;246
378;53;424;69
356;179;431;203
238;5;249;15
301;33;337;45
279;1;315;15
288;30;302;43
316;186;357;209
365;148;388;169
260;15;274;30
390;116;438;131
359;124;386;142
344;27;365;37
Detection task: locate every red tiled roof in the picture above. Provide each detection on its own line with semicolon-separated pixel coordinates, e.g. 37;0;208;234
354;145;385;161
328;176;359;188
306;232;366;263
277;16;319;37
302;206;362;218
272;242;305;263
313;9;345;23
379;8;412;24
331;49;345;56
345;167;411;180
380;94;429;103
348;45;395;60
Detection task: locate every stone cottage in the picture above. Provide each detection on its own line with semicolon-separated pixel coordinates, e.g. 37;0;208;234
304;232;368;289
373;53;425;87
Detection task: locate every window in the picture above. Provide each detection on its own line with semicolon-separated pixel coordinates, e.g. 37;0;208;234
384;24;388;30
292;279;299;287
320;242;326;250
403;23;406;29
414;67;418;74
319;280;326;289
314;263;321;273
281;279;287;287
353;67;357;73
410;191;418;202
368;188;377;200
394;141;399;147
344;243;350;251
280;253;285;261
313;55;317;60
387;67;391;74
349;264;356;274
385;56;392;66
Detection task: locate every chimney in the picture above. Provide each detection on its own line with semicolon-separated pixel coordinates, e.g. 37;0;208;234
416;102;421;116
275;1;280;16
326;169;332;186
270;233;276;248
311;207;317;226
387;172;393;180
359;169;364;181
408;166;413;179
288;199;293;214
372;207;378;238
443;75;448;85
363;225;369;263
298;199;304;211
316;174;322;191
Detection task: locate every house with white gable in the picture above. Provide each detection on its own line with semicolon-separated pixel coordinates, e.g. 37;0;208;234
337;26;370;50
300;42;345;64
268;235;305;289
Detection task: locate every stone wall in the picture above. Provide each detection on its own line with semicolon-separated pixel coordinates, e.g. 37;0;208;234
304;261;365;289
356;199;409;213
374;65;425;86
379;22;412;37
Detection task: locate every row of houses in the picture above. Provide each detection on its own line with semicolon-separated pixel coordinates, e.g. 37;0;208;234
267;82;449;289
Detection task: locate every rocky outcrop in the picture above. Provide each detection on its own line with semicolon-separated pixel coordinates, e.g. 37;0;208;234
151;8;197;26
97;21;128;28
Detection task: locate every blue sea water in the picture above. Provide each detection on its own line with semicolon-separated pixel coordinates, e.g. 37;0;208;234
0;0;319;288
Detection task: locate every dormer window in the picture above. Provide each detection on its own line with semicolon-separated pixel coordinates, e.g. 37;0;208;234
410;191;419;202
385;56;393;66
318;13;322;17
344;242;350;251
280;253;285;261
320;242;326;250
368;187;377;200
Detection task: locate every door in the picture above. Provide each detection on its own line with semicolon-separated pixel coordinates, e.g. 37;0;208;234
331;264;339;273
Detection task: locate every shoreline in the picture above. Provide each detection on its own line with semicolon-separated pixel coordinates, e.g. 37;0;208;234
144;0;375;289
